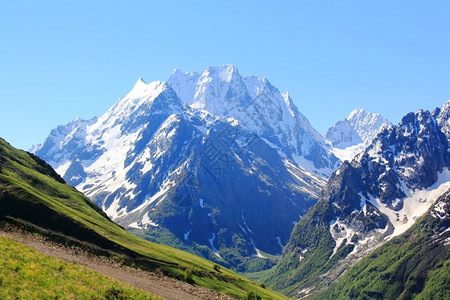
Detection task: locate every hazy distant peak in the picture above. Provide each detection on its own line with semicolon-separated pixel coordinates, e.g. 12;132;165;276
346;108;390;144
327;108;390;162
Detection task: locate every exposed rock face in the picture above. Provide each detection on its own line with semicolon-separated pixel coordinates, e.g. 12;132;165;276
268;102;450;297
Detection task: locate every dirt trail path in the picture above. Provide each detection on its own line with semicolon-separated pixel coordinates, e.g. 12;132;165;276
0;230;235;300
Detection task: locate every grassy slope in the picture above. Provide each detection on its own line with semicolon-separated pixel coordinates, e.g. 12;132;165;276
0;236;159;299
260;199;337;296
309;190;450;300
0;138;286;300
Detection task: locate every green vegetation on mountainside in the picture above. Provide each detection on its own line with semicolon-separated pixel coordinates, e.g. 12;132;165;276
262;199;337;296
132;226;279;273
309;190;450;300
0;236;158;299
0;138;287;300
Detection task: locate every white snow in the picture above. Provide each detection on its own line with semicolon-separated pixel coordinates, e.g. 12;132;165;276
127;222;141;229
325;119;362;148
284;159;327;198
326;109;390;162
298;248;309;261
208;233;222;259
432;200;449;220
358;192;368;215
141;212;158;227
329;220;356;258
104;196;123;220
364;168;450;238
241;209;253;234
367;140;389;165
331;143;366;162
184;229;192;240
255;248;266;259
55;161;72;178
248;238;266;258
444;237;450;246
298;287;314;298
120;181;174;220
167;65;336;177
136;147;153;174
293;154;334;179
347;109;388;140
127;212;158;229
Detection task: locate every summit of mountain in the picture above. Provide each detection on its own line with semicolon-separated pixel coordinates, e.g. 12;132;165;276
326;108;391;162
32;66;333;271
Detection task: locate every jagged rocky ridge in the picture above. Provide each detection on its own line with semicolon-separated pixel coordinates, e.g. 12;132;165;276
168;65;339;176
310;188;450;299
33;66;334;270
266;102;450;297
326;108;390;162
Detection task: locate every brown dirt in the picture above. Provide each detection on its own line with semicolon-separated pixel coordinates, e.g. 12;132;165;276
0;230;236;300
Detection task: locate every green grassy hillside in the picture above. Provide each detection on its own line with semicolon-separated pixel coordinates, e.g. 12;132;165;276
0;138;286;300
0;236;159;299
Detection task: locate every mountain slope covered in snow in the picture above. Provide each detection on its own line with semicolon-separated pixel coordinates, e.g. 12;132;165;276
168;65;339;177
326;108;390;162
33;66;330;271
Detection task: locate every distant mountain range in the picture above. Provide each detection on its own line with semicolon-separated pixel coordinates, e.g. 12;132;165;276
32;65;450;298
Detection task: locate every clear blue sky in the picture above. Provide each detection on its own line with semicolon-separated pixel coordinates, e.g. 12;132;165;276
1;1;449;150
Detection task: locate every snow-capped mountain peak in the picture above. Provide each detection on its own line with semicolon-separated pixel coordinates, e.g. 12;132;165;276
168;65;338;176
122;80;168;105
104;80;185;128
205;64;239;83
346;108;390;144
433;99;450;140
326;108;390;162
34;66;332;268
168;64;250;111
325;119;362;147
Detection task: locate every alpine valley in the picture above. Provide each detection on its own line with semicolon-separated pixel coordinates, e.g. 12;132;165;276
32;65;450;298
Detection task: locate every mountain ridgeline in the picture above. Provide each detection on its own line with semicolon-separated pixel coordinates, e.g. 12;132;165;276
265;103;450;297
325;108;391;162
33;65;333;270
